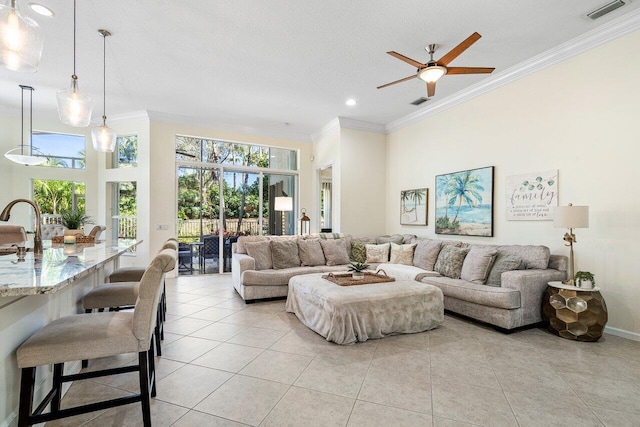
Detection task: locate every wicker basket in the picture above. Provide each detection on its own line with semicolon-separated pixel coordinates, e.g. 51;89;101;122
52;235;95;244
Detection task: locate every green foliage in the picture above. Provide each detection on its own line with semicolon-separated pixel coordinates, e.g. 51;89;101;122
574;271;595;285
118;182;137;216
348;261;370;273
33;180;85;214
60;209;93;229
117;136;138;167
435;216;459;230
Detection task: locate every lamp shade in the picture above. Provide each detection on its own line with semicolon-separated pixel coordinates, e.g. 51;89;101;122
554;205;589;229
418;65;447;83
0;1;44;72
274;196;293;212
91;122;117;152
56;77;92;127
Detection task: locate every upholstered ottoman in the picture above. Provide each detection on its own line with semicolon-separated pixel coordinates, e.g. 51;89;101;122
286;273;444;345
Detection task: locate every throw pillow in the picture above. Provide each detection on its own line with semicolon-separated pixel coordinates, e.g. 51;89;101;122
297;238;326;266
319;239;350;266
390;242;417;265
351;240;374;263
413;240;442;271
270;240;301;269
486;254;523;286
236;236;270;254
245;241;273;270
460;246;498;285
365;243;390;263
434;245;470;279
496;245;550;270
376;234;404;245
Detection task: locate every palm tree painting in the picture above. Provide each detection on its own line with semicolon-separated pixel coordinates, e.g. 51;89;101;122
435;166;494;236
400;188;428;225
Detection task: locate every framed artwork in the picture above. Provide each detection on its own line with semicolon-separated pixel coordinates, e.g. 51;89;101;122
506;170;558;220
400;188;428;225
435;166;494;237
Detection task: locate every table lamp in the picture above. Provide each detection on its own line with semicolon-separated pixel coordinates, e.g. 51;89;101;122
554;203;589;285
274;196;293;235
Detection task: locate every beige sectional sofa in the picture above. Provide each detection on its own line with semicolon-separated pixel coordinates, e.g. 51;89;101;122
232;233;568;330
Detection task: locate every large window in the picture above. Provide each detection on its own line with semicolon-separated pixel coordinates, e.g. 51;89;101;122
108;135;138;169
32;132;85;169
33;179;86;216
109;181;137;240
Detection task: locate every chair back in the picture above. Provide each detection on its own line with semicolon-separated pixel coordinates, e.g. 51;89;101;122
132;249;177;349
0;225;27;244
161;240;179;251
88;225;106;239
202;235;220;258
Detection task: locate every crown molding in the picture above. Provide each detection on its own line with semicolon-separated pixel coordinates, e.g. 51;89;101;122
311;118;340;142
146;110;312;143
109;110;150;122
386;8;640;133
338;117;387;134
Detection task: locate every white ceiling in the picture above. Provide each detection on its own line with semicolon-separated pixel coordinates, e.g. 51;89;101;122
1;0;639;140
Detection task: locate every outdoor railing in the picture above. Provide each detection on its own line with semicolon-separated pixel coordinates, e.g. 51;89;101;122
178;218;264;241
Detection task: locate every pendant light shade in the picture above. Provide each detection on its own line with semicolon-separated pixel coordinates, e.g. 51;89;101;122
4;85;47;166
0;0;44;72
91;29;116;152
56;0;92;127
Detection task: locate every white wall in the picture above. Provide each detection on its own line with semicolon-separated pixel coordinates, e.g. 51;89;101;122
385;30;640;336
312;127;341;232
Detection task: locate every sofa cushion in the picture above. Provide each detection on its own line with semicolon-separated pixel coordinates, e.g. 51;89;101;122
460;247;498;285
413;240;442;271
271;239;301;269
319;239;350;266
366;243;390;263
420;276;521;310
236;236;270;254
245;241;273;270
390;243;417;265
486;254;523;286
242;266;321;286
434;245;470;279
376;234;404;245
297;238;326;266
497;245;550;270
350;240;374;263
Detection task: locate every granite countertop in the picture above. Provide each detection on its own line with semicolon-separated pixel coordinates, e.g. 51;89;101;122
0;239;141;297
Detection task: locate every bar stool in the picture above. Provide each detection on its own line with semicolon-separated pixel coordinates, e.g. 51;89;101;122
82;241;178;360
16;249;176;427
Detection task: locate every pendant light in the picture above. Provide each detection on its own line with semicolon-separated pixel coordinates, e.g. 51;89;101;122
56;0;92;127
0;0;44;72
4;85;47;166
91;29;116;152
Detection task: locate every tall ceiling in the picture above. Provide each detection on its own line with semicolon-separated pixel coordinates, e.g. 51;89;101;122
1;0;639;140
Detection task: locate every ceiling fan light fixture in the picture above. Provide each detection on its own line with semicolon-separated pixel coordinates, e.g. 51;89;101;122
418;65;447;83
0;0;44;72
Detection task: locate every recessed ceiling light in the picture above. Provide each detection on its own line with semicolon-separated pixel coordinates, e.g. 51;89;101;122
345;99;357;106
29;3;55;17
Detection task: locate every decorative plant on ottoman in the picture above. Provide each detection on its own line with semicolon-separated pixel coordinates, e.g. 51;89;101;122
60;210;93;236
348;262;369;280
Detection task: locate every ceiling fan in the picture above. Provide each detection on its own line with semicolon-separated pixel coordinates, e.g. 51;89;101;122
378;32;495;98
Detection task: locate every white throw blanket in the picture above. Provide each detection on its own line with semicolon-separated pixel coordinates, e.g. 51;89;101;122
286;273;444;345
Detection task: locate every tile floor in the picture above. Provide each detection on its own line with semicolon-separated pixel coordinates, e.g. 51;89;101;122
49;274;640;426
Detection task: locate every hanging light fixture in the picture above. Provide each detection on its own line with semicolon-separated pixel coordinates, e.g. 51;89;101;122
91;29;116;152
0;0;44;72
4;85;47;166
56;0;91;127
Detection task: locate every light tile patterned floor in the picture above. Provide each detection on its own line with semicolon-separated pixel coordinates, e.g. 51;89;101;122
50;274;640;426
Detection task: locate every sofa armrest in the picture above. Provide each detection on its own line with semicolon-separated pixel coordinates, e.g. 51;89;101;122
232;253;256;289
501;269;567;325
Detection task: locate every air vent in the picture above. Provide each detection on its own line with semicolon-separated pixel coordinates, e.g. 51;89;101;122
587;0;626;20
410;97;429;106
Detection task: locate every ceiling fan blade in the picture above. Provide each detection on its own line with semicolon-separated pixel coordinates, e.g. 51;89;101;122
377;74;418;89
387;51;426;69
427;81;436;97
446;66;495;75
437;32;482;66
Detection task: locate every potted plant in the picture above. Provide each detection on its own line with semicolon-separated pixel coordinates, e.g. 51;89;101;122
348;261;369;280
574;271;595;289
60;210;93;236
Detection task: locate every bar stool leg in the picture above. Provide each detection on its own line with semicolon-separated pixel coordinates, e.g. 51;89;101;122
148;341;157;397
51;363;64;413
18;367;36;427
137;351;152;427
155;309;162;356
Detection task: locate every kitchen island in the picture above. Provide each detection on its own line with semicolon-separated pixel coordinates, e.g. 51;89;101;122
0;239;142;426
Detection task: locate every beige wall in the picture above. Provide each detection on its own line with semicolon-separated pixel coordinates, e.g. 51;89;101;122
385;30;640;336
312;127;341;232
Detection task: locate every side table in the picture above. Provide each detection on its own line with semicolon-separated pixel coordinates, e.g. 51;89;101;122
542;281;608;342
